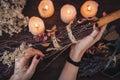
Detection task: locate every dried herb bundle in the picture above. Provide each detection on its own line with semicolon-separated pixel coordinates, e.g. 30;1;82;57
0;0;120;79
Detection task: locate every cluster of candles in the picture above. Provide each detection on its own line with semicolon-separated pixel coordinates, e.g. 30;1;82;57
29;0;99;36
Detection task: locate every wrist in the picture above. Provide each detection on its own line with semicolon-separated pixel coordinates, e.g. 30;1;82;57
66;55;81;67
69;49;85;62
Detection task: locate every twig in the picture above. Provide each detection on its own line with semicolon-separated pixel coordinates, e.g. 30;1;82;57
39;43;72;71
104;38;120;69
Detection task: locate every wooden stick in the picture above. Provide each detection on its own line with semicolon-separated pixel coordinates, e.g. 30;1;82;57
97;10;120;27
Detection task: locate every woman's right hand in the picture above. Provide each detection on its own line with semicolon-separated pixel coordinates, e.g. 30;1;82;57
70;12;107;62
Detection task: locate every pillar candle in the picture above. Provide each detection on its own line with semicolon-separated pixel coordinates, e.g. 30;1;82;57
80;1;99;18
60;4;77;23
29;16;45;35
38;0;54;18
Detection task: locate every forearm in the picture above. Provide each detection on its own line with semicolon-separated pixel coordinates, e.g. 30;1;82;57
58;61;79;80
10;74;29;80
10;75;22;80
59;49;85;80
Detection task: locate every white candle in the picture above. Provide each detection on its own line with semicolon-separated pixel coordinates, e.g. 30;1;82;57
38;0;54;18
60;4;77;23
80;1;99;18
29;16;45;35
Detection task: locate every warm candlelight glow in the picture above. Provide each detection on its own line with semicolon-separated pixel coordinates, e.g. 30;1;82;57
45;5;49;10
29;16;45;35
38;0;54;18
67;10;71;14
80;1;99;18
87;5;92;11
60;4;77;23
42;5;49;11
34;23;39;28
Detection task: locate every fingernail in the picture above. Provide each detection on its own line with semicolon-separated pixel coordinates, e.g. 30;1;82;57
95;23;100;31
36;55;40;60
95;23;98;27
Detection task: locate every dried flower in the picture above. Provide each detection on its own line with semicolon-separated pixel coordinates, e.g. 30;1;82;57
0;0;29;36
0;42;32;67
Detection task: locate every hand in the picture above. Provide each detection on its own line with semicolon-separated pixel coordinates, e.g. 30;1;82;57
70;12;107;62
10;48;44;80
59;12;107;80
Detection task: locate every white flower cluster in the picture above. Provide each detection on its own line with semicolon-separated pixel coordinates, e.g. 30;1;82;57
0;0;29;36
0;42;32;67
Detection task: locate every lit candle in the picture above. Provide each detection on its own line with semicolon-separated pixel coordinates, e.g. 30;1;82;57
29;16;45;35
87;5;92;11
38;0;54;18
80;1;99;18
60;4;77;23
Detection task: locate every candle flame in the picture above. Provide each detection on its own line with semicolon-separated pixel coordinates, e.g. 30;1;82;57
42;5;49;11
87;5;92;11
34;23;39;28
45;5;49;10
67;10;71;14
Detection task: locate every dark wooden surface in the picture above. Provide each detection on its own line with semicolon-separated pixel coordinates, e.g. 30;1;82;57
24;0;120;80
0;0;120;80
31;56;120;80
23;0;120;36
23;0;120;29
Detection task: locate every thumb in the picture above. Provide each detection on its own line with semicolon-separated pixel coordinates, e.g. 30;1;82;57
25;55;41;77
90;24;99;38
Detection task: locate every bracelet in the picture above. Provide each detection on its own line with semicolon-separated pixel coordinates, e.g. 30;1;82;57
66;56;80;67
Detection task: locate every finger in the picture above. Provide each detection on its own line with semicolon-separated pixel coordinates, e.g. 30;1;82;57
24;48;44;60
21;48;44;66
25;55;41;77
89;12;107;41
93;11;107;41
95;24;107;41
86;24;107;48
90;26;99;38
89;25;107;47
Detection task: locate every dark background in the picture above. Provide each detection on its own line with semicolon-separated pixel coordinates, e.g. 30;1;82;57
23;0;120;29
23;0;120;80
0;0;120;80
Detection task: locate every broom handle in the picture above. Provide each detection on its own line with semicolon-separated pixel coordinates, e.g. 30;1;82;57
97;10;120;27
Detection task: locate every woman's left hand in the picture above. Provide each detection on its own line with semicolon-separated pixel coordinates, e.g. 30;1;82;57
10;48;44;80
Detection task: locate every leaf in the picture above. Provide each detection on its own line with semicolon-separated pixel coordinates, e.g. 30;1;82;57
46;48;56;51
52;25;57;31
41;43;50;47
46;47;61;51
46;29;52;33
57;38;61;42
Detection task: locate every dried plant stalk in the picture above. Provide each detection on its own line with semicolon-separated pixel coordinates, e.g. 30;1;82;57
0;42;32;67
0;0;29;36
